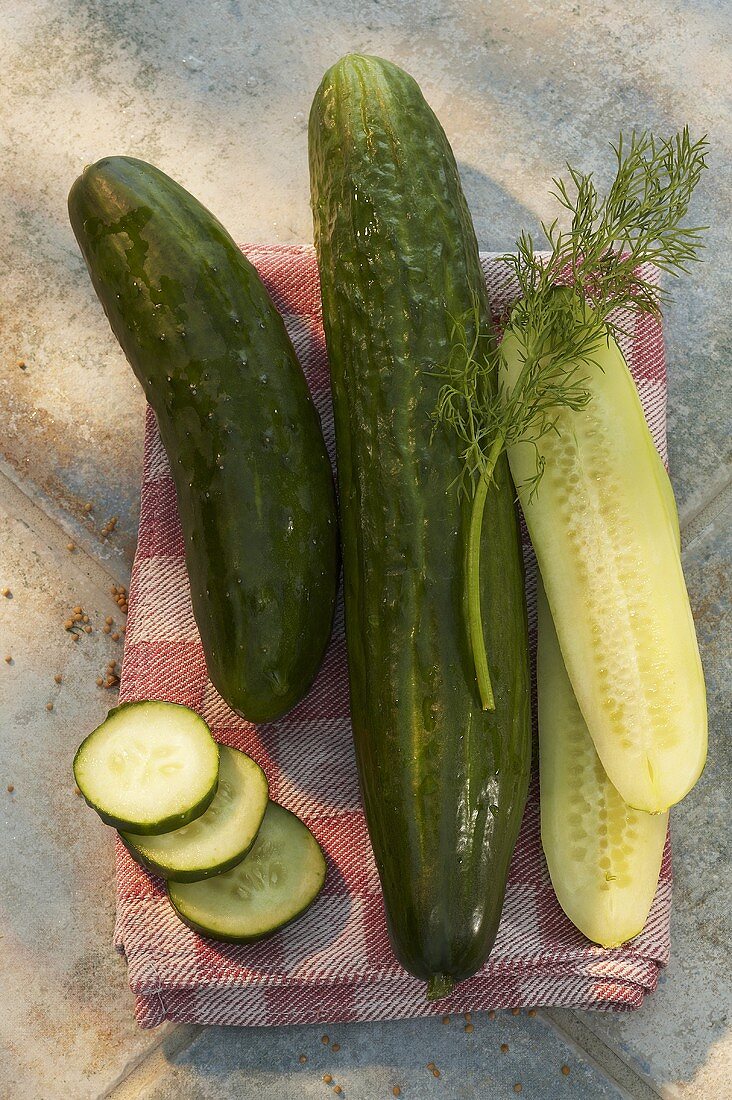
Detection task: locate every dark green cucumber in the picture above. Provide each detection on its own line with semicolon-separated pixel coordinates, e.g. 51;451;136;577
309;55;531;997
69;158;338;722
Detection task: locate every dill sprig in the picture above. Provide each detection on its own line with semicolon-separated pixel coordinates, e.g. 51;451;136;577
433;128;708;711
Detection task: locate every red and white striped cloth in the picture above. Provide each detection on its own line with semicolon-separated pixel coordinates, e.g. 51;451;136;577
114;247;672;1029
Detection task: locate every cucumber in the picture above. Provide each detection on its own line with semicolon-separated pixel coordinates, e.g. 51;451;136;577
538;581;669;947
539;424;678;945
68;158;338;723
501;324;706;812
73;701;219;834
309;55;531;998
121;745;268;881
168;801;326;942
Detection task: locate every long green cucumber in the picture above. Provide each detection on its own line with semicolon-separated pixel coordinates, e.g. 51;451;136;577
69;158;338;722
502;324;706;812
309;55;531;997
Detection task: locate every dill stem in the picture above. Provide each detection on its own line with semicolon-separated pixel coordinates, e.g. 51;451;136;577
467;432;505;711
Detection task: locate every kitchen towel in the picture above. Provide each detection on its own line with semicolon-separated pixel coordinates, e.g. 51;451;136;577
114;247;672;1029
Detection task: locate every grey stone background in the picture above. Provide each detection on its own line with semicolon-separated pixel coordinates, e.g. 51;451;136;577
0;1;729;1097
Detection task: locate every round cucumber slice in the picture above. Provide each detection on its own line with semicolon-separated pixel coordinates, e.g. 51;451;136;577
168;801;326;942
538;583;668;947
120;745;268;881
73;701;219;834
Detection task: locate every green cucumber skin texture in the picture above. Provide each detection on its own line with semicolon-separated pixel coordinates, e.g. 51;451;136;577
68;158;338;723
309;55;531;990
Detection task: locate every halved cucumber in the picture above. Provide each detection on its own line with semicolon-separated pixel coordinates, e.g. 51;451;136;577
538;581;669;947
120;745;268;881
73;701;219;834
168;801;326;942
650;439;681;549
502;322;706;812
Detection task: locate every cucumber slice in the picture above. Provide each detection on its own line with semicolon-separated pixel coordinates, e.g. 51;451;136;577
73;701;219;834
538;581;668;947
120;745;268;881
168;801;326;942
502;323;706;812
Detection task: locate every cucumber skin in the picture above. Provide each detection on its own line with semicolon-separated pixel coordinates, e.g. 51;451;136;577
73;701;219;835
309;56;531;991
68;158;338;723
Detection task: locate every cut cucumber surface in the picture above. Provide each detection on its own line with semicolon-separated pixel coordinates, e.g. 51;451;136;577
538;582;668;947
502;323;707;812
121;745;268;881
73;701;219;834
168;801;326;942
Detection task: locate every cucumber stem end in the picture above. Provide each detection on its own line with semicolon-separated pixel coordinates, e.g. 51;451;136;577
427;973;455;1001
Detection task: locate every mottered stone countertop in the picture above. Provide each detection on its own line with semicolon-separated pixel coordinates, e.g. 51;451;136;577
1;1;729;1097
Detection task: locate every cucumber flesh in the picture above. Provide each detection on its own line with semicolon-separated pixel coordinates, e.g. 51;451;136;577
538;581;668;947
121;745;268;881
168;801;326;942
73;701;219;834
502;324;706;812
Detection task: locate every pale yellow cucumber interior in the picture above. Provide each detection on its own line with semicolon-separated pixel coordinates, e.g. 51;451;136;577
76;701;219;824
538;582;668;947
502;325;706;812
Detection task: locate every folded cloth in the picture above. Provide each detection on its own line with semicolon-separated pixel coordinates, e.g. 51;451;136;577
114;247;672;1029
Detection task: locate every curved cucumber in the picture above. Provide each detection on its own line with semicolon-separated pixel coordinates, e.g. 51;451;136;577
310;55;531;997
121;745;268;881
650;440;681;548
73;701;219;834
502;325;706;812
538;581;669;947
68;158;338;723
168;801;326;942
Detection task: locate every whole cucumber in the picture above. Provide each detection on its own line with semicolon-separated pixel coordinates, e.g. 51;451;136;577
69;158;338;722
309;56;531;997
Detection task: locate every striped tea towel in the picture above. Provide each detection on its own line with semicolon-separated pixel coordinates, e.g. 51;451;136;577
114;247;672;1029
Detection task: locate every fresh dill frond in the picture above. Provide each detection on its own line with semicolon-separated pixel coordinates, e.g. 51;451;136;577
431;127;708;711
430;293;499;499
434;127;708;501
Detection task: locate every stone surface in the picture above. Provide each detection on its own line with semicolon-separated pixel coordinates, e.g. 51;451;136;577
0;477;163;1099
112;1011;628;1100
0;0;729;1097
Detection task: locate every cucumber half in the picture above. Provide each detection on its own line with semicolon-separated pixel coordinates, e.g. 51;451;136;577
120;745;268;881
168;801;326;942
502;320;706;812
73;701;219;834
538;581;669;947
